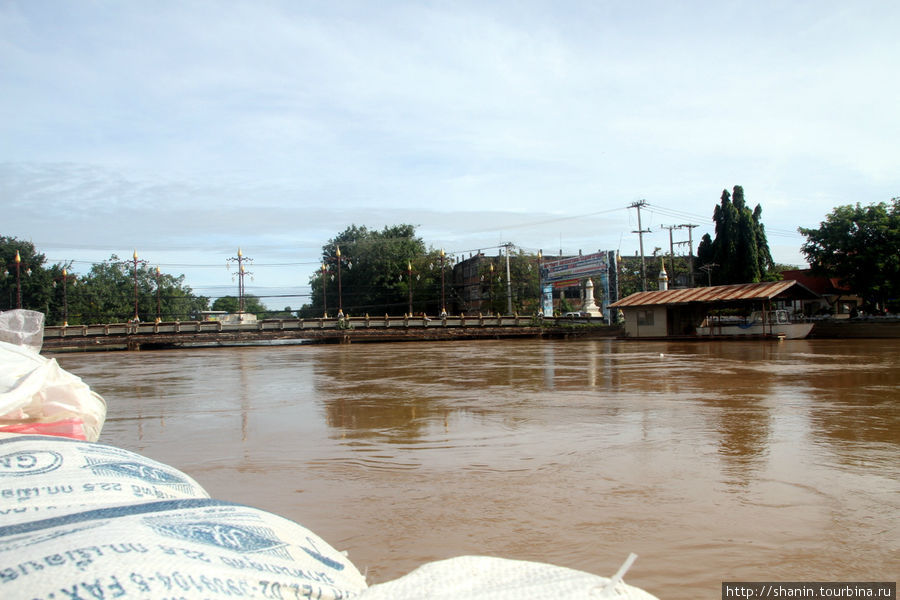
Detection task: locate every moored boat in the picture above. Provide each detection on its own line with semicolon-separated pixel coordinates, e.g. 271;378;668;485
695;309;814;339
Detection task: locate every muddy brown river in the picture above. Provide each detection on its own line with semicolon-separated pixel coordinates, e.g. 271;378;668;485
55;338;899;599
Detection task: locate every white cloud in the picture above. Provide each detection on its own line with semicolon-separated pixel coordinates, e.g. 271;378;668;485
2;0;898;302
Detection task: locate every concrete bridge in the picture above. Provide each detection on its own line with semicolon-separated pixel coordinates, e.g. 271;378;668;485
42;314;618;351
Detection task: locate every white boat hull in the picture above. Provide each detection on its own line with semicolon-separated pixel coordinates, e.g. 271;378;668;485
695;322;814;339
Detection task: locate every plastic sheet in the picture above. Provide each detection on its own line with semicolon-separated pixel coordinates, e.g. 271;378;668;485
0;340;107;441
0;310;44;354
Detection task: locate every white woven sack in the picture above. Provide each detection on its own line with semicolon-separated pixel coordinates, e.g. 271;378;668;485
0;435;209;526
360;555;659;600
0;498;368;599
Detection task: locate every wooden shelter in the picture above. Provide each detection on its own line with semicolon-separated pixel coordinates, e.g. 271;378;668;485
609;280;819;338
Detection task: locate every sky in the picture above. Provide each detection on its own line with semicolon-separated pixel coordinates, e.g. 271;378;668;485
2;1;898;308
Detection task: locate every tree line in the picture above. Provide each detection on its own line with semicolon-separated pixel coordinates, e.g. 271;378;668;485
2;190;897;324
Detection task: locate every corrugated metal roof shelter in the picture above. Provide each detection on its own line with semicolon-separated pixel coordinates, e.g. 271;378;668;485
609;280;818;308
609;281;819;338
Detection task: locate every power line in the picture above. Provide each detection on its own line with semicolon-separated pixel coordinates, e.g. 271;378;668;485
463;206;629;235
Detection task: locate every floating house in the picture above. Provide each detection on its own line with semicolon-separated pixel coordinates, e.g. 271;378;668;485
609;280;819;338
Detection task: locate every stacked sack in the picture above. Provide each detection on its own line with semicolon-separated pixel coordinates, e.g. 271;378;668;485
0;435;368;599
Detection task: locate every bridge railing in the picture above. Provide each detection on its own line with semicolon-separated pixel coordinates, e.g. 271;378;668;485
42;314;603;339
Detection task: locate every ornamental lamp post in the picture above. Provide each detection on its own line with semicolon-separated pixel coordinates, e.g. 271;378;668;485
52;267;78;326
116;250;150;323
325;245;352;318
407;260;413;316
14;250;23;309
336;246;343;318
5;250;32;309
537;249;543;316
440;249;447;317
155;266;162;323
489;262;495;315
320;263;328;318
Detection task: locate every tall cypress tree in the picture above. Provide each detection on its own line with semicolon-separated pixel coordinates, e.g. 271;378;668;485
705;186;775;284
733;186;759;282
712;189;738;284
753;204;775;278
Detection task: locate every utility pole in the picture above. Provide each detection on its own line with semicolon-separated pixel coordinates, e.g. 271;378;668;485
675;224;698;287
700;263;718;287
630;200;651;291
226;248;253;317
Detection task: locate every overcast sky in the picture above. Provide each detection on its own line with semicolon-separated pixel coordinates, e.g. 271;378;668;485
2;1;898;306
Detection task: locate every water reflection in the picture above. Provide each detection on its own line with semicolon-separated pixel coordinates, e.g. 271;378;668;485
53;338;900;600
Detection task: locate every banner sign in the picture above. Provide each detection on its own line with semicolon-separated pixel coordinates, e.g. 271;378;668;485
542;251;610;283
551;279;581;289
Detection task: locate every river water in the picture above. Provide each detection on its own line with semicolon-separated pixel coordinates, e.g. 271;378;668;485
55;338;899;598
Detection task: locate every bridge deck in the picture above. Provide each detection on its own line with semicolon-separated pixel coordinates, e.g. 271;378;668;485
42;315;617;351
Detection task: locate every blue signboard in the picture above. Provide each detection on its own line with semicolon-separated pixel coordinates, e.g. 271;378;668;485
542;251;610;283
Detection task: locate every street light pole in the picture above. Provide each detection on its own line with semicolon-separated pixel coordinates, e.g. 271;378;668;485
440;249;446;317
52;267;77;326
407;260;413;316
63;268;70;326
320;263;328;318
14;250;22;309
336;246;343;318
504;243;512;315
155;266;162;323
321;247;351;318
537;249;543;316
489;262;494;314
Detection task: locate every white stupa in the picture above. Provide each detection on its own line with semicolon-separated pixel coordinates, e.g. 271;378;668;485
581;278;604;317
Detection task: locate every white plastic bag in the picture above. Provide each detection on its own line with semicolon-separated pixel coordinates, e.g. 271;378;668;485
0;310;44;354
0;340;106;441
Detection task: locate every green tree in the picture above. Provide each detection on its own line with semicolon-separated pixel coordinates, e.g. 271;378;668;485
301;224;440;317
701;186;775;285
508;249;541;314
799;198;900;311
474;249;542;315
212;295;267;315
0;237;53;313
46;262;79;325
69;256;208;323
